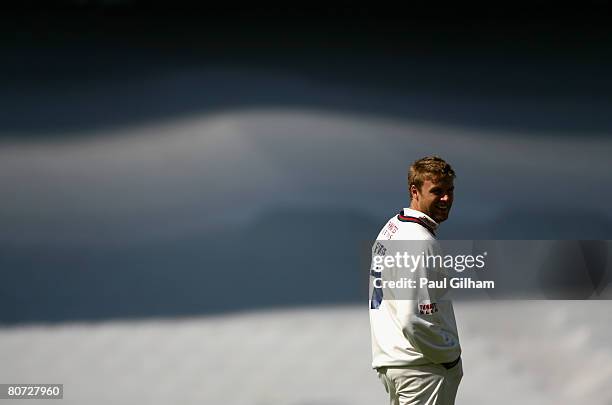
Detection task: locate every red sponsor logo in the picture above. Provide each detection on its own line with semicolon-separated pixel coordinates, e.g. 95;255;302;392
419;302;439;315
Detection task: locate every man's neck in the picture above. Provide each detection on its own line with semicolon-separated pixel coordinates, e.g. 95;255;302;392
408;203;428;218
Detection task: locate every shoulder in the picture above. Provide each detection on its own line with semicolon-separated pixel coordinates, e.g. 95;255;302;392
376;213;436;241
375;215;401;240
395;222;436;241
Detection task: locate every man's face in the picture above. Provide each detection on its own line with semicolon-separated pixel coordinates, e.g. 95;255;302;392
410;177;454;223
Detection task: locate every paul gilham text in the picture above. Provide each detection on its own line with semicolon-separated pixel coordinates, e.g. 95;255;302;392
422;277;494;289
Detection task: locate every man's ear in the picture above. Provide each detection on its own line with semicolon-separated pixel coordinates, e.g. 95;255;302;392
409;184;419;200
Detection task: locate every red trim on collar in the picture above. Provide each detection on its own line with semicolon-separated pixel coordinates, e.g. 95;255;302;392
397;213;436;236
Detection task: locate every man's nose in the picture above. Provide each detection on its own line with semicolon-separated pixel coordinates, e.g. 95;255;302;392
440;194;450;202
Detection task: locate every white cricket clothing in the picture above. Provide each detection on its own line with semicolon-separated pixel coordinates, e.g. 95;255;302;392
369;208;462;368
377;359;463;405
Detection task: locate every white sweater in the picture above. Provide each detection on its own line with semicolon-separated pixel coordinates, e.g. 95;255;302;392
369;208;461;368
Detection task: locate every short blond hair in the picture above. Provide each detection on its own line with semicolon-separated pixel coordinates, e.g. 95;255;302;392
408;156;456;192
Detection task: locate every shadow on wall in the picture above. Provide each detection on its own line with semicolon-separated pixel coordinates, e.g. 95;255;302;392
0;208;379;324
1;206;611;325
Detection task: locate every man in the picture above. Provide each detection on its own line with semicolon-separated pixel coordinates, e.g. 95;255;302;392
369;156;462;405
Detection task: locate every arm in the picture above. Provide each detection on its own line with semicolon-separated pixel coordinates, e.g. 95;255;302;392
389;239;461;364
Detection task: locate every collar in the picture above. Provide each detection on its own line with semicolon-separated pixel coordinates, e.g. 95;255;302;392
398;208;439;235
